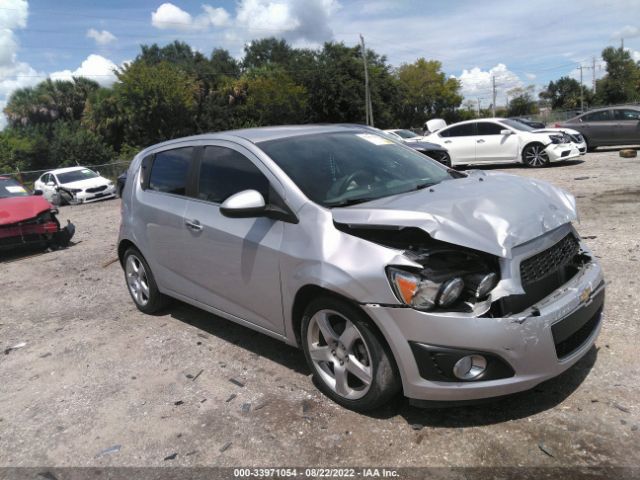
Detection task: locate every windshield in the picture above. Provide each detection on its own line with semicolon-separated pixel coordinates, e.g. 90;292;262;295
395;129;420;139
0;178;30;198
501;119;534;132
259;131;454;208
56;168;99;184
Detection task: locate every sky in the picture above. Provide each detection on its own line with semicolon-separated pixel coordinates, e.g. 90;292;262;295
1;0;640;128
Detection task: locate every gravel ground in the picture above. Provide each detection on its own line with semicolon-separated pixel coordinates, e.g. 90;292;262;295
1;148;639;470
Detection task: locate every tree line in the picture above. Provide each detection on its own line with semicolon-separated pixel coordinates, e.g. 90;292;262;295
1;39;638;174
0;38;463;173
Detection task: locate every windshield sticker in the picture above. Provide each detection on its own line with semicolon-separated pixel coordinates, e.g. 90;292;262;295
356;133;394;145
6;186;26;193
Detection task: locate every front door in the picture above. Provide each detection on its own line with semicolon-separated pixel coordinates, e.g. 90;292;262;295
475;121;520;162
437;123;477;164
182;144;285;334
613;109;640;144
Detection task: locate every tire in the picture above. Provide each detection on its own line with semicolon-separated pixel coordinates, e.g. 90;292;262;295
584;137;596;152
123;247;169;314
301;296;401;411
522;143;550;167
436;152;452;168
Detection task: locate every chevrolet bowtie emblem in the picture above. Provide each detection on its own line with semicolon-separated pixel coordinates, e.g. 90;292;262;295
580;287;592;303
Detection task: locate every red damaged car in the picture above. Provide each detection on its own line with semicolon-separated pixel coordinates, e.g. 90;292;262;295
0;176;74;251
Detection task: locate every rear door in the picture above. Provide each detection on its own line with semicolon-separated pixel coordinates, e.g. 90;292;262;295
613;108;640;144
475;121;520;162
137;146;196;296
437;123;477;164
579;110;615;145
181;143;286;334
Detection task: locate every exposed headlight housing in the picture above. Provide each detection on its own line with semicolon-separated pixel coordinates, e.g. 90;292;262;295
388;268;466;311
465;272;498;299
549;134;565;144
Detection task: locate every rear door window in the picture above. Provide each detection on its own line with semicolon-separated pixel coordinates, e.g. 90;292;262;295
582;110;611;122
148;147;193;195
440;123;476;137
197;146;270;204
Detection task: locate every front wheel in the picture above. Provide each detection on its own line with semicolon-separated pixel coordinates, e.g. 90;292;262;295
301;296;401;411
522;143;550;167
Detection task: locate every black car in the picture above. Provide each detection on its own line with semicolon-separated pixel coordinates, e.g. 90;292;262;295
116;171;127;197
339;124;451;167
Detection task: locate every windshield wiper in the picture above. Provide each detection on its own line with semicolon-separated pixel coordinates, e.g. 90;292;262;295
326;196;379;208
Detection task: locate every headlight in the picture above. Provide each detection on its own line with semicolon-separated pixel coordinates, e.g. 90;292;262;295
465;272;498;299
66;188;82;193
388;268;465;310
549;134;564;144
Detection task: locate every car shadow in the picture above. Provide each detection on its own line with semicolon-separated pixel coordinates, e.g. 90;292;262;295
594;146;639;153
0;240;78;264
167;300;311;376
459;159;585;171
165;300;598;425
371;345;599;427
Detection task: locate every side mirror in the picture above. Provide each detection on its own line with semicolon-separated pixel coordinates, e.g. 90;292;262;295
500;129;513;135
220;190;266;218
46;181;55;187
33;189;43;196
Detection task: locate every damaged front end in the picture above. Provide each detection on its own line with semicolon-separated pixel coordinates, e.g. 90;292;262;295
0;208;75;251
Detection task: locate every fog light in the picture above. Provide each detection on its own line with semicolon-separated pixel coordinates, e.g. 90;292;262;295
452;354;487;380
437;277;464;306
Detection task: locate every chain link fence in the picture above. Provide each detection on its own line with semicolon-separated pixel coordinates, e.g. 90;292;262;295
1;161;131;189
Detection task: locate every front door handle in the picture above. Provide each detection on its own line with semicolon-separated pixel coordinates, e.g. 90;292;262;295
444;140;452;144
185;219;203;231
477;139;485;143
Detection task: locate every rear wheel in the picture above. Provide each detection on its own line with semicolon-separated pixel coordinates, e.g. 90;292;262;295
301;296;401;411
123;248;168;314
522;143;550;167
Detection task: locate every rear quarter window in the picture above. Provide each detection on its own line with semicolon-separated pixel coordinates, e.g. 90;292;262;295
148;147;193;196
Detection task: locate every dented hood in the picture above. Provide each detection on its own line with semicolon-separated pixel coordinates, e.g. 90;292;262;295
0;195;53;226
331;171;577;258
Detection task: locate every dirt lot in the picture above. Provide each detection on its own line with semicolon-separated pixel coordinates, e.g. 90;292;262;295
1;149;639;470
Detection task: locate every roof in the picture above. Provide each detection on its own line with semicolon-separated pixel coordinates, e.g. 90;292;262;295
48;166;96;174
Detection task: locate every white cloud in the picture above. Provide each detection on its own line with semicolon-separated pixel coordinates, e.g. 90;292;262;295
455;64;525;105
151;2;231;30
0;0;44;129
87;28;117;46
236;0;337;42
151;2;193;30
202;5;231;27
525;73;536;80
50;54;118;85
612;25;640;39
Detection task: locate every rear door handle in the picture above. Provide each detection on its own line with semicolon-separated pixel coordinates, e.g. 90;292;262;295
477;139;485;143
185;219;203;231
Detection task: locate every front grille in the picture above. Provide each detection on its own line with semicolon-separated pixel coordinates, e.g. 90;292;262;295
86;185;107;193
520;234;580;286
552;286;604;359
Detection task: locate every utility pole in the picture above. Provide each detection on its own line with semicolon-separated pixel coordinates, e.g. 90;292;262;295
477;98;481;117
491;76;497;117
592;56;597;94
579;65;584;113
359;34;373;126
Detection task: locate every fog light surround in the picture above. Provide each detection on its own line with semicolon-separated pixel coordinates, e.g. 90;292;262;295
452;354;487;380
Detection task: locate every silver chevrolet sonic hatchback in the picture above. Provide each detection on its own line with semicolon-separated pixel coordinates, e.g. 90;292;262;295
118;125;605;411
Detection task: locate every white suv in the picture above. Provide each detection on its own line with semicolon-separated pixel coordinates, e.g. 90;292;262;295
425;118;580;167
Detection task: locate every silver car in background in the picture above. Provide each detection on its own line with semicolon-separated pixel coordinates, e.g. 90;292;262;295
118;125;604;411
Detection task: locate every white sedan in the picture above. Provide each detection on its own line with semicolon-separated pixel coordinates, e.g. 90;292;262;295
424;118;581;167
34;166;116;205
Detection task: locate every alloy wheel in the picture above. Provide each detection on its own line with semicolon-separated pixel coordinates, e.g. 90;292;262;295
126;254;150;307
306;309;373;400
524;145;549;167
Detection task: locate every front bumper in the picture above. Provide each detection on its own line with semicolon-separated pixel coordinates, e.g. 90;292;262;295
546;143;581;162
363;259;604;401
73;185;116;204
